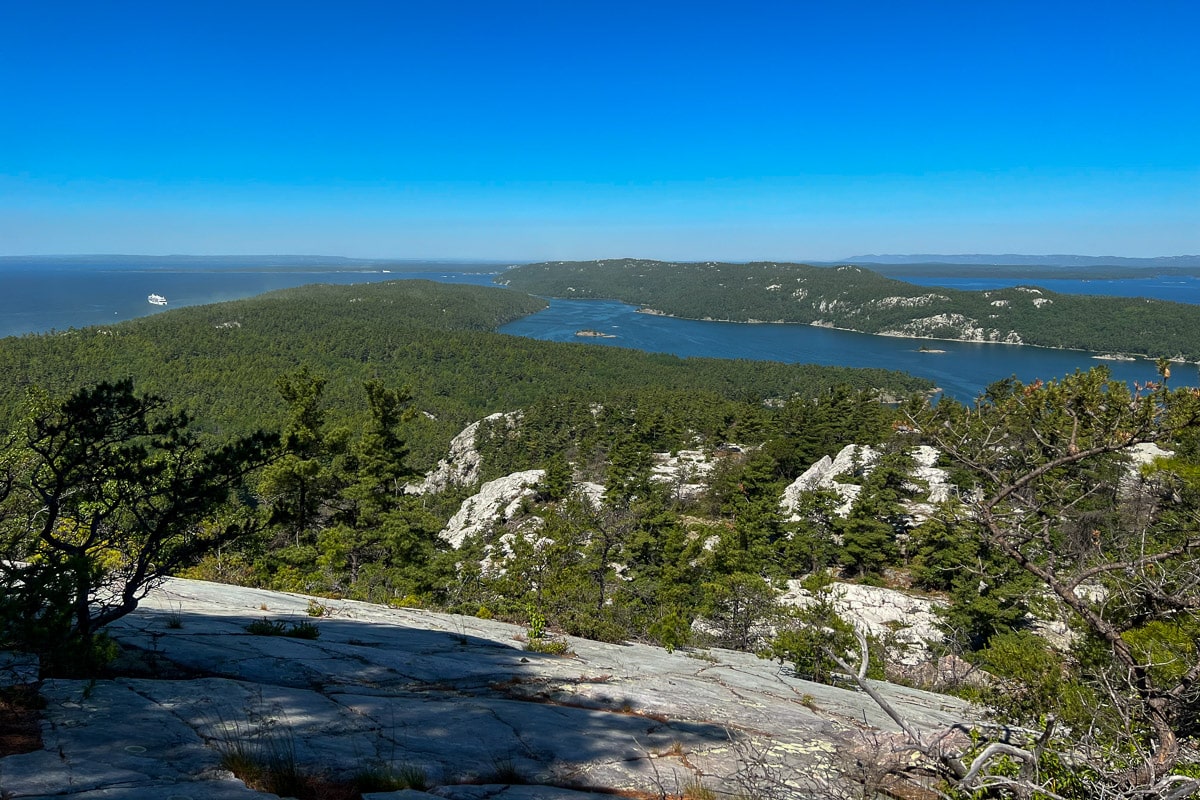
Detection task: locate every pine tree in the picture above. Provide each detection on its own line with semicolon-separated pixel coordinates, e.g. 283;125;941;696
0;380;274;671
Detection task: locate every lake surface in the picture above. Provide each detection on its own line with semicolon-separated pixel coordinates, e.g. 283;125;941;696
496;298;1192;402
1;261;1195;403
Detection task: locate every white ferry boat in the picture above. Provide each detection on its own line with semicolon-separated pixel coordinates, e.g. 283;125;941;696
148;294;168;306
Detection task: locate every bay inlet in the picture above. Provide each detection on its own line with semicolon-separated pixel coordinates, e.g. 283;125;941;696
497;297;1193;403
1;261;1194;403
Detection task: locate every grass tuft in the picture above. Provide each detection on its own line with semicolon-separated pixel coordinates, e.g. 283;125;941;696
354;763;430;793
244;618;320;639
524;637;572;656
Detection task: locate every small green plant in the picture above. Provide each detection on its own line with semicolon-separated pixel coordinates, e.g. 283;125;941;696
213;714;305;797
286;620;320;640
162;603;185;629
521;603;570;654
43;633;120;679
526;605;547;640
649;609;690;653
658;740;685;757
354;763;430;792
524;637;571;656
245;618;320;640
482;756;528;784
246;618;289;636
305;599;330;618
764;581;860;685
682;780;718;800
476;605;494;620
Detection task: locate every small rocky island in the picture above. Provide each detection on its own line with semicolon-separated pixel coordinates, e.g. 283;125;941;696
574;329;616;338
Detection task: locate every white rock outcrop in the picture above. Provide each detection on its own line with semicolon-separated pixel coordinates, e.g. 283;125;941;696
781;444;954;523
1127;441;1172;467
576;480;606;510
878;313;1023;344
651;448;720;501
441;469;545;548
780;444;879;517
903;444;954;522
871;294;948;309
781;580;946;666
413;411;521;495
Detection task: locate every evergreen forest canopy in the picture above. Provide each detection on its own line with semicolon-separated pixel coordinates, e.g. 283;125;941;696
8;278;1200;797
864;262;1200;280
0;279;932;469
0;278;931;665
499;259;1200;359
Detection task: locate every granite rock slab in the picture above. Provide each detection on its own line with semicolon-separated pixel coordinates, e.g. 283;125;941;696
1;576;977;798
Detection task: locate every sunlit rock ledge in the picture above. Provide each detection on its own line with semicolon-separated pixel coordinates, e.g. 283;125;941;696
0;575;976;799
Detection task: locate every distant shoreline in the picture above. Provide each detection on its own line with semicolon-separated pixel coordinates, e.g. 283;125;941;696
632;306;1194;364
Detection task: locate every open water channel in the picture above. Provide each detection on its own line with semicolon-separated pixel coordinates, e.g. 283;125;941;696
495;297;1190;403
0;261;1195;403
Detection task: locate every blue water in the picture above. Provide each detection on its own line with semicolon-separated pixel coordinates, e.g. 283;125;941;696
497;298;1194;403
0;264;499;338
1;263;1196;403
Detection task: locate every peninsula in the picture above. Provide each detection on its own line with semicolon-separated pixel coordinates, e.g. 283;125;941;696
498;259;1200;361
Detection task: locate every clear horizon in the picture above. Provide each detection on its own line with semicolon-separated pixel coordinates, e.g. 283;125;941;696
3;1;1197;261
4;252;1200;263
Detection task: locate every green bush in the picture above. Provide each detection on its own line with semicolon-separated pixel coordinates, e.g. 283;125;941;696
245;618;320;640
972;630;1091;727
524;637;572;656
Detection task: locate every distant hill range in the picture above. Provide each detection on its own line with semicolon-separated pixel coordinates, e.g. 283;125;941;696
840;254;1200;268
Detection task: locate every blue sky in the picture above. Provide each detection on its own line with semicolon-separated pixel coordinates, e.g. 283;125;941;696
2;1;1197;260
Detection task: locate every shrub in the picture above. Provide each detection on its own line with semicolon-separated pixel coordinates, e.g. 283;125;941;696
0;380;273;674
354;763;429;793
245;618;320;640
524;637;572;656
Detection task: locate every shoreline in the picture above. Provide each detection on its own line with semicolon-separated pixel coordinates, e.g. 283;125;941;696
631;306;1194;365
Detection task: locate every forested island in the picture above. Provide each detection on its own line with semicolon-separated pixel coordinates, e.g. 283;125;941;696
4;278;1200;798
499;258;1200;359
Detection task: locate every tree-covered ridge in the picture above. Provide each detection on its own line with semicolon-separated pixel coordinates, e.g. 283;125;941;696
5;277;1200;795
0;279;932;468
498;259;1200;359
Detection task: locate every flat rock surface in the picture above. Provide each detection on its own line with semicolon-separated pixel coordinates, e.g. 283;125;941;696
1;577;975;798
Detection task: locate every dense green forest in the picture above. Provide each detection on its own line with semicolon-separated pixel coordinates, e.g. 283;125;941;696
499;259;1200;359
865;261;1200;280
0;278;931;645
7;278;1200;797
0;280;931;469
